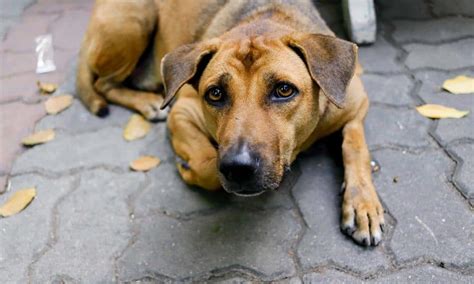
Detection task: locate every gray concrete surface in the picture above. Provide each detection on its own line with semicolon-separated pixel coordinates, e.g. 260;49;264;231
1;0;473;282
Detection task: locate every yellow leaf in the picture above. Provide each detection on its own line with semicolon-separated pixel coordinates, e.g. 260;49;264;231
37;81;58;94
130;156;161;171
442;75;474;94
0;188;36;217
123;114;151;141
416;104;469;119
22;129;55;146
45;95;73;115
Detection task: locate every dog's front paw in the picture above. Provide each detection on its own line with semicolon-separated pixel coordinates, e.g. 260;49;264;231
341;184;385;246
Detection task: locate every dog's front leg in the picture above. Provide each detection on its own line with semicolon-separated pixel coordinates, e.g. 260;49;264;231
167;88;221;191
340;102;385;246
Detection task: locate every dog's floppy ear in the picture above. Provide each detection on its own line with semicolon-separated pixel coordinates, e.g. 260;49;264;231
160;39;221;109
284;33;358;108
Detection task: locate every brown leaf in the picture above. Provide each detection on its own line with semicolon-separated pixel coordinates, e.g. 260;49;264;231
37;81;58;94
416;104;469;119
0;188;36;217
130;156;161;171
22;129;55;146
123;114;151;141
442;75;474;94
45;95;73;115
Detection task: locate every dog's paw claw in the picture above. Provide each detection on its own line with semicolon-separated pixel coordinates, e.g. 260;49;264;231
341;222;356;236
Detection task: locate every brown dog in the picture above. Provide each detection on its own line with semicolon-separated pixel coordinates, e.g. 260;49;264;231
77;0;385;246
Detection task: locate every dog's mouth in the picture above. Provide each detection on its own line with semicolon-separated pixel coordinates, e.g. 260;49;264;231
224;187;267;197
221;165;292;197
220;171;286;197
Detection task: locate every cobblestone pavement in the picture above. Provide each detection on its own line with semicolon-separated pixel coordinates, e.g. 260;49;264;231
1;0;473;283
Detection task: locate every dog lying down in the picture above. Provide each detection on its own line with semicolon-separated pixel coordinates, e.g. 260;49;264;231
76;0;385;247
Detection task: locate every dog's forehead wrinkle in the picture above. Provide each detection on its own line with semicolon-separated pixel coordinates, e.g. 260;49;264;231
228;36;271;70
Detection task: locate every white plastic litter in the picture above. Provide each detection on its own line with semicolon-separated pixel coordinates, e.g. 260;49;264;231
35;34;56;74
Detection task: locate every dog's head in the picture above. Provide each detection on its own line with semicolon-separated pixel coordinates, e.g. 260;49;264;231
161;32;357;196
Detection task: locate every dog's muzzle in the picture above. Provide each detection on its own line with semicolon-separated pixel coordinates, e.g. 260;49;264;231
218;142;266;196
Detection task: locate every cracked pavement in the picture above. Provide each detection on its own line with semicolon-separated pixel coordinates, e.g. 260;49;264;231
1;0;473;283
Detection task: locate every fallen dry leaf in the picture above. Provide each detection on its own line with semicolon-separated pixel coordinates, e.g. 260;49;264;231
37;81;58;94
442;75;474;94
123;114;151;141
416;104;469;119
0;188;36;217
130;156;161;171
22;129;55;146
45;95;73;115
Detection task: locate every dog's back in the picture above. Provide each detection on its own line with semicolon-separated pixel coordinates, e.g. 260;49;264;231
157;0;333;49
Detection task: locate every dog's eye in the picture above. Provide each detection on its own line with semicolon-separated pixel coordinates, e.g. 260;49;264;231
276;84;294;97
272;83;298;101
205;87;227;106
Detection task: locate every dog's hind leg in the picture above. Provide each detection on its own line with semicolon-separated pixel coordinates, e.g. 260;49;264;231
94;78;167;121
167;86;221;191
77;0;164;119
340;97;385;247
76;49;109;116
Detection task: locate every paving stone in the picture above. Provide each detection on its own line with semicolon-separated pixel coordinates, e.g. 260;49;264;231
302;270;361;283
449;143;474;200
51;9;90;51
24;1;94;15
0;71;65;103
293;142;390;274
0;52;36;77
0;174;75;283
2;0;473;282
0;16;17;41
393;18;474;44
372;149;473;266
431;0;474;17
134;162;296;218
365;106;432;149
373;265;474;283
11;124;171;174
117;208;300;281
0;101;46;173
36;99;134;134
1;14;60;52
215;277;253;284
0;0;36;17
415;71;474;144
376;0;432;20
30;170;145;283
404;39;474;70
273;276;301;284
0;48;75;79
0;175;7;194
361;74;414;106
358;36;403;73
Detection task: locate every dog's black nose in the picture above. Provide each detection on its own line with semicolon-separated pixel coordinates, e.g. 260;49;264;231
219;143;259;183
